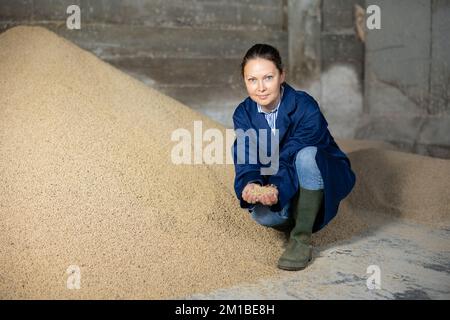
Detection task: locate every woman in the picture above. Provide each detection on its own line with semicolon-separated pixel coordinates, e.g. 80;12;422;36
232;44;356;271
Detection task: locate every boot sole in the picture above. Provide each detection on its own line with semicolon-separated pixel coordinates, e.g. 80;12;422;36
277;258;311;271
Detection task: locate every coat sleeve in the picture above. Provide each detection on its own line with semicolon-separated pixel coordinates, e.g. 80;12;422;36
268;95;329;212
232;105;264;208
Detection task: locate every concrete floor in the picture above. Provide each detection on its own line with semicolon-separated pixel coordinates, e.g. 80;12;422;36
185;213;450;300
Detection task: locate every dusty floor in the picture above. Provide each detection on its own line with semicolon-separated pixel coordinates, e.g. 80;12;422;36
187;212;450;299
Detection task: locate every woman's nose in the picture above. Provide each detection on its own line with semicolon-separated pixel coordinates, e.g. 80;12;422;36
257;81;266;92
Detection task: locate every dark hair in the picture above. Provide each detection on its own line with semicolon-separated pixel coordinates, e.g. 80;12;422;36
240;44;284;78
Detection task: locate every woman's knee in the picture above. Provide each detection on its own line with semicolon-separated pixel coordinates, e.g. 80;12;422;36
295;146;324;190
295;146;318;170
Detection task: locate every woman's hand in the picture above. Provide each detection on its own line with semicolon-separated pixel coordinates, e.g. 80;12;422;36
242;183;259;204
258;185;278;206
242;183;279;206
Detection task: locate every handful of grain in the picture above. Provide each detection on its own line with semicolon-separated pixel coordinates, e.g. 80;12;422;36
249;185;277;197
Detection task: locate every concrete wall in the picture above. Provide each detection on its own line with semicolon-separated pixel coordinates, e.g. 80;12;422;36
0;0;288;126
357;0;450;158
288;0;365;140
288;0;449;158
1;0;449;158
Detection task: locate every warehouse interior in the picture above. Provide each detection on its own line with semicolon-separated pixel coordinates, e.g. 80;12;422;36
0;0;449;299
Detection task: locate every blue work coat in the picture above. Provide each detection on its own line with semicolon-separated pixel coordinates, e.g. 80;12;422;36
232;82;356;232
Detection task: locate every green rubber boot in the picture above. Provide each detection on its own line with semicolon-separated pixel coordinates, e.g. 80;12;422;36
277;187;324;271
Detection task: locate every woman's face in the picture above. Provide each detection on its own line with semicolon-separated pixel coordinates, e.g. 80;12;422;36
243;58;285;110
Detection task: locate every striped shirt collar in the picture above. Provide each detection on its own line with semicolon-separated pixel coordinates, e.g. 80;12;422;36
257;85;284;114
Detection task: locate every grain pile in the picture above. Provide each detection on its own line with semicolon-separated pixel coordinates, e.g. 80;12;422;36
0;26;448;299
346;148;450;227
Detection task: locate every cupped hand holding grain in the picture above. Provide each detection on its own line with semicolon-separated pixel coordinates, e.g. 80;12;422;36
242;183;260;204
258;186;278;206
242;183;278;206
